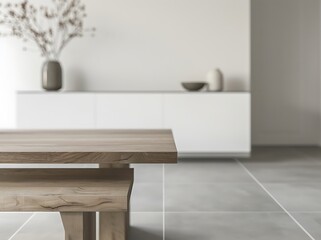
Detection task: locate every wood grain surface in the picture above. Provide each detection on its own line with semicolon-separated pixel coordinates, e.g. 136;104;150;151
0;130;177;164
61;212;96;240
0;168;133;212
100;212;127;240
99;164;131;240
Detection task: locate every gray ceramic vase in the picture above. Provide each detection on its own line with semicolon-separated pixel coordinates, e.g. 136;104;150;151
42;60;62;91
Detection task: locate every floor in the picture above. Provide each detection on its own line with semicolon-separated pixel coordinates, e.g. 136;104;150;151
2;147;321;239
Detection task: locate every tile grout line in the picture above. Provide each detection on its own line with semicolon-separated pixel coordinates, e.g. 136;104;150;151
235;159;316;240
8;213;36;240
163;164;165;240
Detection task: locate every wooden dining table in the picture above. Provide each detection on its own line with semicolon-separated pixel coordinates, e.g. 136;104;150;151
0;129;177;240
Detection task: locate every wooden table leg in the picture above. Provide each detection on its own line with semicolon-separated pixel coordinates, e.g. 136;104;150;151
61;212;96;240
99;164;130;240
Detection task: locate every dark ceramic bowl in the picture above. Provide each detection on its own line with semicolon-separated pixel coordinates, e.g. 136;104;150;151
181;82;207;91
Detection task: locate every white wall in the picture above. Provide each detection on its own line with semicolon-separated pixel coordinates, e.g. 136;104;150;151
3;0;251;91
0;0;251;129
252;0;321;145
0;40;17;129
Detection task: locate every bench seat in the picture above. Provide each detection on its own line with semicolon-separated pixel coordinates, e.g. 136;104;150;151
0;168;133;212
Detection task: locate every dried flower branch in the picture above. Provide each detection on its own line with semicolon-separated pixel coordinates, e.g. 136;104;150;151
0;0;95;59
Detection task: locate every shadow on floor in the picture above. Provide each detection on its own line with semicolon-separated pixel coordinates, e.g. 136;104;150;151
130;227;200;240
129;227;162;240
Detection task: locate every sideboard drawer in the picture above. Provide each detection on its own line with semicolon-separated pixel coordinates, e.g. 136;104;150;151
163;94;251;154
17;93;95;129
96;94;162;129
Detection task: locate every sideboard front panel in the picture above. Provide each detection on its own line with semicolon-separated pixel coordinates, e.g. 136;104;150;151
96;94;162;129
17;93;95;129
163;94;251;154
17;92;251;156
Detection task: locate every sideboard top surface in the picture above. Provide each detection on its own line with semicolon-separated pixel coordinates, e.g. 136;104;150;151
0;130;177;164
17;91;250;94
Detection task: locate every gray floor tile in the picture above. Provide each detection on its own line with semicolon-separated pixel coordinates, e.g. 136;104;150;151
165;183;281;212
0;213;33;240
132;164;163;183
241;147;321;182
131;183;163;212
265;183;321;211
165;213;311;240
245;147;314;163
244;163;321;182
294;147;321;161
11;213;63;240
165;159;254;183
291;213;321;240
130;213;163;240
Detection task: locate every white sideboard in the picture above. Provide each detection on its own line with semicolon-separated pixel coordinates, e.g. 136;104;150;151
17;92;251;157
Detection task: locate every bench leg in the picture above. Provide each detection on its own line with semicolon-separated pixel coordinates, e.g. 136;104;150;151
61;212;96;240
100;212;127;240
99;164;130;240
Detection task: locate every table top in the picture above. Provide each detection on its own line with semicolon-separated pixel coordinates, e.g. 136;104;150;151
0;130;177;164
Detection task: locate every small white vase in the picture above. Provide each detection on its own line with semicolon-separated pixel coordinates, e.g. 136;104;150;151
206;68;224;91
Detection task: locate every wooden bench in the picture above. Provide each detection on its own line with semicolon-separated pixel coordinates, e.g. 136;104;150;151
0;130;177;239
0;168;134;240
